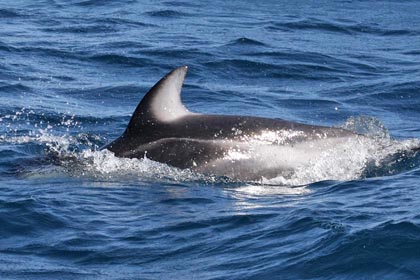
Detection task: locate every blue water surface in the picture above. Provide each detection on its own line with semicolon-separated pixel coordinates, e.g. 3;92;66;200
1;1;420;279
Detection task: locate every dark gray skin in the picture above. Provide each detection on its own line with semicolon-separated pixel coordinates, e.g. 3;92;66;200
104;66;357;180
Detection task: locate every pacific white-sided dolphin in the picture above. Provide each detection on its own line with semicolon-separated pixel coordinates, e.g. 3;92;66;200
104;66;361;181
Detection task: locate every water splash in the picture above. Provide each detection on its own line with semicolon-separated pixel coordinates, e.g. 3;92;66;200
340;115;390;139
264;136;419;186
63;149;209;182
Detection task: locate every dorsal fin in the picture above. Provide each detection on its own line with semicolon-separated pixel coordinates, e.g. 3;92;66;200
126;66;191;131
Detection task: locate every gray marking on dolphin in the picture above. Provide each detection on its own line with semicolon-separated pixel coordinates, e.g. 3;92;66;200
103;66;360;181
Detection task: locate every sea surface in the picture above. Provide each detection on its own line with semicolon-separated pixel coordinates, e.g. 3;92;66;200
1;1;420;279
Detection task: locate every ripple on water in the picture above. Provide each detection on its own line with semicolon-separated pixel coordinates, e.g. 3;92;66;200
266;18;419;36
146;10;190;18
0;198;68;237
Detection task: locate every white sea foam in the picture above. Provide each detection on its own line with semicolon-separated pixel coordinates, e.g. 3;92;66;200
71;149;206;182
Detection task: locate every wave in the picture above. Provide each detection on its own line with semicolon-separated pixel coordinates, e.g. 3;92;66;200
267;18;419;36
146;10;189;18
0;8;22;18
339;81;420;112
0;43;156;69
250;50;381;76
204;58;357;81
0;197;67;237
88;54;155;67
225;37;267;47
0;83;33;93
43;24;118;34
289;221;420;279
95;18;155;28
72;0;137;7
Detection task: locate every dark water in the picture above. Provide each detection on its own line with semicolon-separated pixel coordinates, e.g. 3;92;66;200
1;1;420;279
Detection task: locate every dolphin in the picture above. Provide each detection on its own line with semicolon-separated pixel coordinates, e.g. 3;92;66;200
104;66;361;181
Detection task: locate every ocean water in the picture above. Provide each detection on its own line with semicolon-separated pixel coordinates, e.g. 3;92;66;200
1;0;420;279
